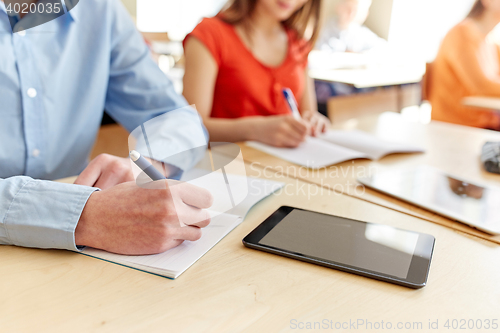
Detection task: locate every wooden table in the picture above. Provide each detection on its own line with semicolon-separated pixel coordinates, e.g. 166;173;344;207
463;96;500;111
309;67;425;90
235;112;500;244
2;164;499;332
309;64;425;112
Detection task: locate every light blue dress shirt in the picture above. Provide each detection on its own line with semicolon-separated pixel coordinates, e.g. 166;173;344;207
0;0;208;251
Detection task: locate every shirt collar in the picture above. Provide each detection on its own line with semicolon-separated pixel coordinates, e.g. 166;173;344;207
0;1;79;22
63;0;79;22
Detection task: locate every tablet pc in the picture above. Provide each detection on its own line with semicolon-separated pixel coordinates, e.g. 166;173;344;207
243;207;435;289
358;166;500;235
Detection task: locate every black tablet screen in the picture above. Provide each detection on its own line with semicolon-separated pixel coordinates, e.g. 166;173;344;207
259;209;419;279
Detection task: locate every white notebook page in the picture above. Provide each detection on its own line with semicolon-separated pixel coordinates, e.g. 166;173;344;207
82;213;241;278
247;137;368;169
81;172;285;278
320;130;424;160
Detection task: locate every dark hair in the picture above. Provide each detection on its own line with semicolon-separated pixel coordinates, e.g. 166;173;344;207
468;0;485;18
218;0;323;45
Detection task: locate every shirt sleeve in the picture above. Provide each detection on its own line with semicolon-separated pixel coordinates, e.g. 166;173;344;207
316;19;343;52
183;18;225;67
442;25;500;128
446;25;500;96
289;30;312;70
0;177;98;251
358;26;387;52
103;0;208;173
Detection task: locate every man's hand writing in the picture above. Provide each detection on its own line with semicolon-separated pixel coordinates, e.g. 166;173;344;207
75;180;213;255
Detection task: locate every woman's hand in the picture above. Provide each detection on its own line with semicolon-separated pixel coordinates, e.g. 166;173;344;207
302;110;331;137
249;115;309;148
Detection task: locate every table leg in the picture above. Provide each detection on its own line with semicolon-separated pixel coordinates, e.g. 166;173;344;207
397;85;403;112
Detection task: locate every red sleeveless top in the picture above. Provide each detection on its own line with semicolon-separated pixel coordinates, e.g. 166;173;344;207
184;17;311;118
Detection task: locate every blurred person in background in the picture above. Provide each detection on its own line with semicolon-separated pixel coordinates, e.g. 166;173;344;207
430;0;500;130
316;0;385;53
314;0;386;108
183;0;330;148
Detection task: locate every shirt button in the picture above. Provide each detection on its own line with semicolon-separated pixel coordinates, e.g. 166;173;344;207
27;88;37;98
32;149;41;157
17;29;26;37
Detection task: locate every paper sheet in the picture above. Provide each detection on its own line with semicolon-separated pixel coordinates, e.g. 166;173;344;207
180;169;285;219
247;137;368;169
83;213;242;278
246;131;425;168
320;130;424;160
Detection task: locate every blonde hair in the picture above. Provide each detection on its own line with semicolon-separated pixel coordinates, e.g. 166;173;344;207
218;0;323;45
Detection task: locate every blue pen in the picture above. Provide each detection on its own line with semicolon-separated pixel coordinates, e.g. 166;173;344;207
282;88;302;120
130;150;166;181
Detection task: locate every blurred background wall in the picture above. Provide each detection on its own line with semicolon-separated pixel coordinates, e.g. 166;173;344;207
322;0;475;61
121;0;136;18
124;0;478;61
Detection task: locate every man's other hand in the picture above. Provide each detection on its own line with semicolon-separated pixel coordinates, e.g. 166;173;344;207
74;154;134;189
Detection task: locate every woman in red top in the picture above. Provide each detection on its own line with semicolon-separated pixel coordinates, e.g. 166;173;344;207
183;0;329;147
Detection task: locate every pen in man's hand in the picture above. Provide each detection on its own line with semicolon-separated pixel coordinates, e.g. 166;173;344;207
129;150;166;181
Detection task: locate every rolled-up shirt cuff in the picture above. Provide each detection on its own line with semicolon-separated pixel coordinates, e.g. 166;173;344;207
2;179;98;251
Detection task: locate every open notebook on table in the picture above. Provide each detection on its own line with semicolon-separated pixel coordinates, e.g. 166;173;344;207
81;170;284;279
246;130;424;169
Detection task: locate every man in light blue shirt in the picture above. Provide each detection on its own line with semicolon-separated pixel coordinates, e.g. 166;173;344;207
0;0;213;255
